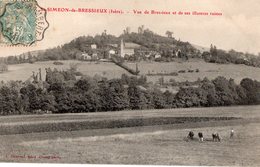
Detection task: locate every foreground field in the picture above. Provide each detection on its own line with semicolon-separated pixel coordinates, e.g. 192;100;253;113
13;123;259;166
1;59;260;83
0;105;259;165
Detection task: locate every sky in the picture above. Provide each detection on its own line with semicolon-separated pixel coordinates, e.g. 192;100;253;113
0;0;260;57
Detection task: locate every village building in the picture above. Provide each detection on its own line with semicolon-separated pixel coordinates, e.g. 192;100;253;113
91;44;97;49
145;54;151;59
82;53;92;60
109;50;116;55
108;49;116;58
155;53;162;60
92;52;99;60
120;39;141;58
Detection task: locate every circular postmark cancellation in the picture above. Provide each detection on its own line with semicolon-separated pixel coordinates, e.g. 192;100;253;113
0;0;49;46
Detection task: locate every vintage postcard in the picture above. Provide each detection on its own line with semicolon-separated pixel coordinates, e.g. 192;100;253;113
0;0;259;166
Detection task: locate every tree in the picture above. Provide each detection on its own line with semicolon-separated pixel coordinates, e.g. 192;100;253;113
152;89;166;109
163;90;175;108
0;86;18;115
175;87;207;108
138;25;144;34
166;31;173;38
240;78;260;104
201;81;219;106
210;44;217;57
212;76;236;106
54;92;73;113
38;93;56;112
107;79;129;111
45;68;65;84
95;79;129;111
102;29;107;36
128;84;147;110
20;84;42;112
75;79;92;91
97;81;111;111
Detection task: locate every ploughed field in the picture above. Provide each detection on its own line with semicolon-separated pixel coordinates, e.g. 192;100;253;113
1;59;260;83
0;105;259;165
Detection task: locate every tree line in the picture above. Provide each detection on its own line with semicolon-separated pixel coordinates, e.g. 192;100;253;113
202;45;260;67
0;70;259;115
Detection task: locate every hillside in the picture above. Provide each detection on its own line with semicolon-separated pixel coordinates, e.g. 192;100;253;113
1;27;259;69
0;27;205;63
1;59;260;84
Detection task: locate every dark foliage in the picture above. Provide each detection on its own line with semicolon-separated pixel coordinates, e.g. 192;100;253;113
0;70;259;115
202;45;260;68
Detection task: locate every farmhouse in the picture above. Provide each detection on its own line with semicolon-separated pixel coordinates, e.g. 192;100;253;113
91;44;97;49
109;49;116;55
155;53;162;60
108;49;116;58
82;53;92;60
92;52;99;60
145;54;151;58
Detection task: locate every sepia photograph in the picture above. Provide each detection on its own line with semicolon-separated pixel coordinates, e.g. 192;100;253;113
0;0;260;166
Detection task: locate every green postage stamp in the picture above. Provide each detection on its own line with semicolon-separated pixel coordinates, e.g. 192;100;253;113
0;0;49;46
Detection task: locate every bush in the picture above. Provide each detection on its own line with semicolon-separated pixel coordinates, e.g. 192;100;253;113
178;70;186;73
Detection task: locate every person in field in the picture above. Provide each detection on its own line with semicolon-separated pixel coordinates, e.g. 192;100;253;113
212;133;221;142
187;131;194;140
198;132;203;142
230;129;234;138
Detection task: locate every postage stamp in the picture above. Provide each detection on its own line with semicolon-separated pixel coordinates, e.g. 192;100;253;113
0;0;49;46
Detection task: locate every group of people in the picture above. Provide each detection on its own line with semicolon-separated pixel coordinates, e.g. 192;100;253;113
187;129;235;142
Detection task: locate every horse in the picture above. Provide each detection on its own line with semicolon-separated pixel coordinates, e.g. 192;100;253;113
212;133;221;142
198;132;203;142
187;131;194;140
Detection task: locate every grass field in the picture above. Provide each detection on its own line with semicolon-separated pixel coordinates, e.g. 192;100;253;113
0;105;259;165
1;59;260;83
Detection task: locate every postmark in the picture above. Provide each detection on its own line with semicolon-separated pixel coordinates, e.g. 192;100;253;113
0;0;49;46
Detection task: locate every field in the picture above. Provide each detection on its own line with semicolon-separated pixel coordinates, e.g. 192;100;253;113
1;59;260;83
0;105;259;165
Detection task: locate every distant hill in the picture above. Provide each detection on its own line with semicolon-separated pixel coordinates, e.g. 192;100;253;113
2;27;260;68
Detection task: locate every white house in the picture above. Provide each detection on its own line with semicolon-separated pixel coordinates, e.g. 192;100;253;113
155;54;161;59
109;49;116;55
107;44;118;48
145;54;151;58
108;49;116;59
92;53;99;60
82;53;91;60
91;44;97;49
